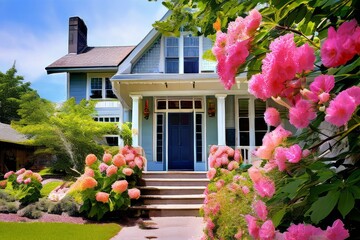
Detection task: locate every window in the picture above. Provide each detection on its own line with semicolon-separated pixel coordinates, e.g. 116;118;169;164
94;117;120;122
105;136;119;146
155;98;204;112
237;98;268;147
90;78;102;99
165;37;179;73
184;36;199;73
164;35;200;74
89;77;116;99
155;114;164;162
195;113;203;162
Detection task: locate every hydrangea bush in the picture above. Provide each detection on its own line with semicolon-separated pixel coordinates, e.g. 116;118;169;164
4;168;43;205
67;146;145;220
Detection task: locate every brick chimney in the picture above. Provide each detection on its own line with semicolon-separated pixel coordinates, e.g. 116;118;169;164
68;17;87;54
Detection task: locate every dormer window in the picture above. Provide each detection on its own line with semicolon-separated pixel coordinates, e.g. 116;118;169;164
164;35;200;74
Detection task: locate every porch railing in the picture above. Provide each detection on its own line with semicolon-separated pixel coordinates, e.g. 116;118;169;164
235;146;259;165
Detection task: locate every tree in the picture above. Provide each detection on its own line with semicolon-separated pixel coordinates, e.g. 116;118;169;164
12;94;119;173
155;0;360;237
0;65;35;123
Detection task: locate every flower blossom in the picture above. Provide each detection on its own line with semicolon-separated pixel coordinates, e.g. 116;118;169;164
95;192;109;203
309;75;335;104
325;219;349;240
253;200;268;221
128;188;141;199
264;107;281;127
122;168;133;176
245;214;260;238
112;154;126;167
85;154;97;166
80;177;97;190
99;162;109;173
207;168;216;180
112;180;128;194
325;86;360;126
321;19;360;67
106;165;118;177
4;171;14;179
102;152;112;164
289;99;316;128
285;144;302;163
259;220;275;240
254;177;275;198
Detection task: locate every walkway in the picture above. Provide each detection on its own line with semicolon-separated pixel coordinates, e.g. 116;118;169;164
111;216;205;240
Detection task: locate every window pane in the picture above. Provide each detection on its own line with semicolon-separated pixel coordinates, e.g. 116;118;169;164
239;132;250;146
166;37;179;57
255;132;267;146
156;114;164;162
255;99;266;117
157;100;166;110
90;78;102;99
181;100;193;109
90;90;102;99
105;78;116;98
195;100;202;109
165;58;179;73
184;37;199;46
255;117;268;131
168;101;180;109
238;99;249;117
196;113;203;162
106;137;118;146
184;58;199;73
239;118;249;131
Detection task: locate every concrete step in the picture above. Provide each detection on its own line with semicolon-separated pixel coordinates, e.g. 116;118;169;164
131;204;202;217
139;186;206;195
141;178;209;186
141;194;205;205
142;171;207;179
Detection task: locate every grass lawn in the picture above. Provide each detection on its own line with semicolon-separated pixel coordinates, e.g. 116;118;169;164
41;181;64;197
0;222;121;240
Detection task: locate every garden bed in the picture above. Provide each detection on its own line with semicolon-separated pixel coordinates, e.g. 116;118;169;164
0;212;88;224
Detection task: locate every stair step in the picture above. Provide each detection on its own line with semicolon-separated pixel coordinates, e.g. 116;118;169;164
141;178;209;186
139;186;206;195
142;171;207;179
131;204;203;217
141;194;205;204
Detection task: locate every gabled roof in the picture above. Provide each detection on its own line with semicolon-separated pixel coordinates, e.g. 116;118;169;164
0;123;28;144
46;46;135;74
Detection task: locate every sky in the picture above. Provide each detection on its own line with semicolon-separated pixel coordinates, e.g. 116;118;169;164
0;0;167;102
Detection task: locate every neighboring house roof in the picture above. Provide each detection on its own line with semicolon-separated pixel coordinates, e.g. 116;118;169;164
0;123;28;144
46;46;135;74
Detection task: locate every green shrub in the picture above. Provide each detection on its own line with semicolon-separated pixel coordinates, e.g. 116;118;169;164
119;122;132;146
0;189;16;202
59;196;80;216
41;181;64;197
18;204;43;219
48;202;63;215
35;198;53;212
0;199;19;213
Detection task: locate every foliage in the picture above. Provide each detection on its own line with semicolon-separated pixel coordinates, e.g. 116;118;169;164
0;222;121;240
18;204;43;219
5;169;43;205
0;189;16;202
12;96;119;172
0;65;35;124
119;122;133;146
67;147;145;220
41;181;64;197
156;0;360;238
0;199;19;213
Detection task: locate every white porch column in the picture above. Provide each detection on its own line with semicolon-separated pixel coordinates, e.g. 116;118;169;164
130;95;142;147
215;94;227;145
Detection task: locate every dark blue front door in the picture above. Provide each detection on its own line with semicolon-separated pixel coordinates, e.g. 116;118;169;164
168;113;194;170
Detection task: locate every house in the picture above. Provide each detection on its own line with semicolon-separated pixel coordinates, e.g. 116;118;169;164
46;14;274;172
0;123;35;174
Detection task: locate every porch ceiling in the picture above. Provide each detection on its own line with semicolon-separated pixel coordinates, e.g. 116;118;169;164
111;73;249;109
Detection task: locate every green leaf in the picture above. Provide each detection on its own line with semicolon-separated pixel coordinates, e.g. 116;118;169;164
272;207;286;227
338;189;355;218
336;57;360;75
349;185;360;199
346;170;360;185
306;190;340;224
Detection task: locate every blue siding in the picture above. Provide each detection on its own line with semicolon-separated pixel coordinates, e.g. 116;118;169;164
69;73;87;103
96;107;122;117
132;37;161;73
206;96;218;157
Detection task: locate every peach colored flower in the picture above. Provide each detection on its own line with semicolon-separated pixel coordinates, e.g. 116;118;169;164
85;154;97;166
80;176;97;190
95;192;109;203
4;171;14;179
84;167;95;177
112;180;128;194
128;188;141;199
106;165;118;177
32;173;43;182
125;153;135;162
128;161;136;169
228;161;239;171
134;157;144;169
122;168;133;176
112;154;126;167
102;152;113;164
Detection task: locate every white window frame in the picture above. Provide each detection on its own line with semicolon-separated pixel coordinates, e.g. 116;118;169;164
235;96;269;148
162;34;203;74
86;73;116;100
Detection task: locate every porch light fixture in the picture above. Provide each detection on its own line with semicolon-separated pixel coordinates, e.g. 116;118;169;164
207;98;216;117
144;99;150;120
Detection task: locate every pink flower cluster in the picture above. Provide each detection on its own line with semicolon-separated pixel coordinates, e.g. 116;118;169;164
248;164;275;198
208;145;242;175
213;9;261;90
249;33;315;101
321;19;360;67
5;168;43;184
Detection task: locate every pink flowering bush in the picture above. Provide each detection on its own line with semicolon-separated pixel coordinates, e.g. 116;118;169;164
68;146;145;220
4;168;43;205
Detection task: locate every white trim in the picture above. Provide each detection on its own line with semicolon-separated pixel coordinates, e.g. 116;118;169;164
165;111;169;171
130;95;142;147
216;94;227;145
193;110;196;170
179;35;184;74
